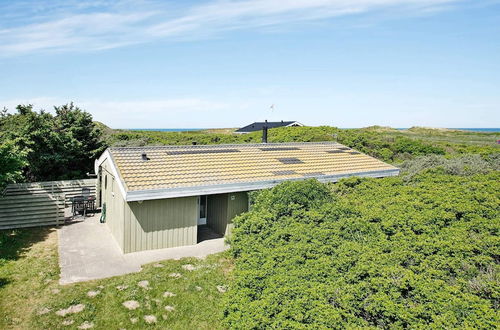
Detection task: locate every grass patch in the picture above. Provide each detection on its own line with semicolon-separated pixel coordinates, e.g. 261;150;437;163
0;227;233;329
0;227;58;328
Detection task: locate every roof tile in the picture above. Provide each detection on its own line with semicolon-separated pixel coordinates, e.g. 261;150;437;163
108;142;398;193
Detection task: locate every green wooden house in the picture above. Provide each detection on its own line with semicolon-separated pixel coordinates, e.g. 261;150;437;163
95;142;399;253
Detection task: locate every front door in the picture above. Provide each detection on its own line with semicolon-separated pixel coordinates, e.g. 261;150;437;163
198;195;207;225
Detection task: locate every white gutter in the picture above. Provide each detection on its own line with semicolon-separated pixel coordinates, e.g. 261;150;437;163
125;168;400;202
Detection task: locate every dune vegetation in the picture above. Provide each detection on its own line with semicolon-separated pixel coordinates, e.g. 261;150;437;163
1;104;499;328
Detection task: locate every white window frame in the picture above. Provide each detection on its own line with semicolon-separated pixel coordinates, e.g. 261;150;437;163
197;195;207;225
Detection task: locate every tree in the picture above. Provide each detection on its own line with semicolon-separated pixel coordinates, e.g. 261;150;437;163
0;139;27;190
0;103;104;182
52;102;105;179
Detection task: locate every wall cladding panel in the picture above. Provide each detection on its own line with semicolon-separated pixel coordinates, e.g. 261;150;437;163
124;197;197;253
207;194;228;236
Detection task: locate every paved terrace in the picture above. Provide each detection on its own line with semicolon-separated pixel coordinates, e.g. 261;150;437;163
58;211;228;285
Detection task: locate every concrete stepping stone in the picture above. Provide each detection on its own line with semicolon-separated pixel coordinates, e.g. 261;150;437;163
77;321;94;329
144;315;157;324
182;264;196;271
37;307;51;315
62;319;74;326
122;300;140;310
56;304;85;317
163;291;176;297
87;290;100;298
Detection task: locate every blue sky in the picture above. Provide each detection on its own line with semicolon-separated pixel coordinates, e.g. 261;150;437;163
0;0;499;128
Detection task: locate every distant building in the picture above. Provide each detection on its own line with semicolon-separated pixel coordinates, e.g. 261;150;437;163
235;120;303;134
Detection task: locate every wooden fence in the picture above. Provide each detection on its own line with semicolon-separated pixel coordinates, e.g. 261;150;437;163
0;179;96;230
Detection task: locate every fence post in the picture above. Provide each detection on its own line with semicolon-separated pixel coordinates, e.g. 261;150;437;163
56;194;60;227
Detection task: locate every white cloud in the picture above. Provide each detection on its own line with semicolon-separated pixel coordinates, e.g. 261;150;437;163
0;0;462;56
81;98;232;127
0;97;235;128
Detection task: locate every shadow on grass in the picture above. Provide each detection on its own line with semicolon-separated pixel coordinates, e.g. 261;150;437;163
0;278;9;289
0;226;55;263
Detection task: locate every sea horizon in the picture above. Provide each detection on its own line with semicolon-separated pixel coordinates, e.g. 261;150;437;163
126;127;500;133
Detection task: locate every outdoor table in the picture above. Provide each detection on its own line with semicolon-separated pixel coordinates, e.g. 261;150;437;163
70;195;96;218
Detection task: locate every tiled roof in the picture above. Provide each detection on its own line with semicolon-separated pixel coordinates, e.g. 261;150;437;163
107;142;399;200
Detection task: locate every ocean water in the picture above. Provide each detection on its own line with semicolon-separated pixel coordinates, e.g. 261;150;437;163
449;128;500;133
395;128;500;132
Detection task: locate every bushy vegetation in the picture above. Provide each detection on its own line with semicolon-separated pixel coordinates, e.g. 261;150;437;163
0;140;27;190
224;172;500;328
1;104;499;328
400;154;500;179
107;126;471;163
107;125;498;164
0;103;104;188
2;100;497;189
107;129;258;147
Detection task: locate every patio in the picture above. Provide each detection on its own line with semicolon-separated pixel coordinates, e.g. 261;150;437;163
58;210;229;285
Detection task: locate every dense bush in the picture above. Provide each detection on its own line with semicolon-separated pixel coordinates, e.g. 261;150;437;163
0;103;104;182
224;174;500;328
108;126;453;163
400;154;500;178
107;129;259;147
266;127;447;162
0;141;27;190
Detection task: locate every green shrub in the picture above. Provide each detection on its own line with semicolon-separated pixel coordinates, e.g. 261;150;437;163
0;141;27;190
393;137;445;156
223;174;500;329
106;126;484;165
400;154;500;179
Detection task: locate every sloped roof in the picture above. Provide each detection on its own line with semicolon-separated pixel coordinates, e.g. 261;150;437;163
235;121;301;133
97;142;399;201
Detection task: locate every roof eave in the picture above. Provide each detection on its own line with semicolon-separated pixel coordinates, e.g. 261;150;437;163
95;148;128;201
125;168;400;202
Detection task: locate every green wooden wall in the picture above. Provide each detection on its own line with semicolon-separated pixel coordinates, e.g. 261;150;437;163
226;192;249;236
207;194;228;236
124;197;198;253
100;159;125;250
207;192;248;236
100;158;248;253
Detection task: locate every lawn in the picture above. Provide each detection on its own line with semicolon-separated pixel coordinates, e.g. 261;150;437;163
0;227;232;329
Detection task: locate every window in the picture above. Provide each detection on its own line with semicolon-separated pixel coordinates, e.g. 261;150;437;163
199;195;207;219
198;195;208;225
104;175;108;189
